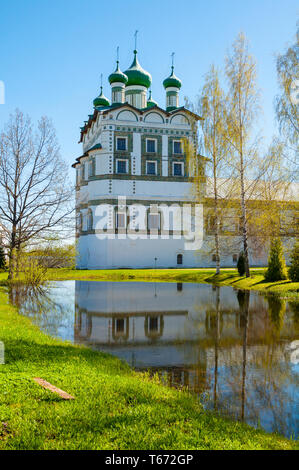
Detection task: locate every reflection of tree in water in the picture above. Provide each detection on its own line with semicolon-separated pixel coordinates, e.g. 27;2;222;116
267;295;286;335
218;290;297;436
9;283;74;337
289;301;299;333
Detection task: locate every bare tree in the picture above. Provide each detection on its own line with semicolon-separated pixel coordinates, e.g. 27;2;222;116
197;66;232;274
0;109;74;279
224;33;261;277
275;22;299;173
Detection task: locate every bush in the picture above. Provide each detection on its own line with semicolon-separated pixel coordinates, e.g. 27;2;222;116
288;240;299;282
0;245;6;270
237;252;246;276
23;257;47;286
265;238;288;282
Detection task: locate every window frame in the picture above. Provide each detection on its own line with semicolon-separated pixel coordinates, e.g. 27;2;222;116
146;160;157;176
146;138;157;153
173;140;183;154
116;136;127;151
172;161;184;177
116;158;128;174
88;159;95;178
115;211;126;229
147;212;161;230
177;254;183;265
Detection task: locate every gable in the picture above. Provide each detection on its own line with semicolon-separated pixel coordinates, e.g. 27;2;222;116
144;112;164;123
116;110;138;122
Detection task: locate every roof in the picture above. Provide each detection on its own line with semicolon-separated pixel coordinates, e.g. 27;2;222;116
79;103;202;142
71;143;103;168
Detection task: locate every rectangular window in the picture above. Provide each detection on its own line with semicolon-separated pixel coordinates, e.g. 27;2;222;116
116;137;126;151
233;254;238;263
173;162;184;176
116;159;128;174
148;213;160;230
146;161;157;175
88;159;94;177
173;140;182;154
146;139;156;153
149;317;158;331
116;319;124;332
116;212;126;229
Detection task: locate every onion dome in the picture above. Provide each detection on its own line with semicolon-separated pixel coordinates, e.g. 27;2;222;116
147;90;158;108
93;87;110;107
163;66;182;89
108;61;128;85
124;50;152;89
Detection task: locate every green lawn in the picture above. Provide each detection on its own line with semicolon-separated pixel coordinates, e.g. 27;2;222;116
43;267;299;299
1;268;298;299
0;288;297;450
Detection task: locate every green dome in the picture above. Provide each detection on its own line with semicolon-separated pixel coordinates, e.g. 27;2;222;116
147;90;158;108
163;66;182;89
108;61;128;85
93;87;110;107
124;50;152;89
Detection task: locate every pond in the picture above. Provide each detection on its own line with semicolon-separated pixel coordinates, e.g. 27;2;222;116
10;280;299;439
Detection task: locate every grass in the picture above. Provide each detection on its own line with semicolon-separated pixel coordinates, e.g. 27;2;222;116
1;267;298;299
42;267;299;299
0;287;297;450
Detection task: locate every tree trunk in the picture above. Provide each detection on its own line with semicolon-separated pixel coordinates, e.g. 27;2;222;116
8;226;17;280
240;153;250;277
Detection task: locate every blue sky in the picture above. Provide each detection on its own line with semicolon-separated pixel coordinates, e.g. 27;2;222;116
0;0;298;180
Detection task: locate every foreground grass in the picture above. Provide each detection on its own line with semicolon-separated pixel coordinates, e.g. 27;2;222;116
0;288;297;450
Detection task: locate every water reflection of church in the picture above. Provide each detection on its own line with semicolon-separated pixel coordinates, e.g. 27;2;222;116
74;281;297;395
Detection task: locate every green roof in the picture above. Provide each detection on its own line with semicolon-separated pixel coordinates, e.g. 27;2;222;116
124;50;152;89
93;87;110;107
108;61;128;85
163;66;182;89
147;90;158;108
87;143;102;152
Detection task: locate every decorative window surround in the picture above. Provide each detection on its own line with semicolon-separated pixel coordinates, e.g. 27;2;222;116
146;138;157;153
146;160;157;175
116;136;127;151
173;140;183;154
116;159;128;174
116;212;126;229
172;162;184;177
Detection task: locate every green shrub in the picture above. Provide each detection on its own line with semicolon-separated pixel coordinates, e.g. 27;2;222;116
237;252;246;276
288;240;299;282
265;238;288;282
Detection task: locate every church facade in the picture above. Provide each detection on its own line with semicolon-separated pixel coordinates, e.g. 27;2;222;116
72;49;297;269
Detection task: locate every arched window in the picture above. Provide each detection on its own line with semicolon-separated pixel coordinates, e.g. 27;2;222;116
177;254;183;265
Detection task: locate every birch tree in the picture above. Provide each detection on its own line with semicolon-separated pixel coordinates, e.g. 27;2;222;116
197;66;231;274
224;33;261;277
0;109;74;279
275;22;299;174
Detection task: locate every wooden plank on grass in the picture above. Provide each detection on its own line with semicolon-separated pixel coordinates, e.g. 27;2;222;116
33;377;75;400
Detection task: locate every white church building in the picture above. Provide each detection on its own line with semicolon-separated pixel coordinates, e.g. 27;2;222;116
72;48;296;269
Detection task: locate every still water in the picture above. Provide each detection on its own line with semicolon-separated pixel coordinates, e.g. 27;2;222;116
11;280;299;438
